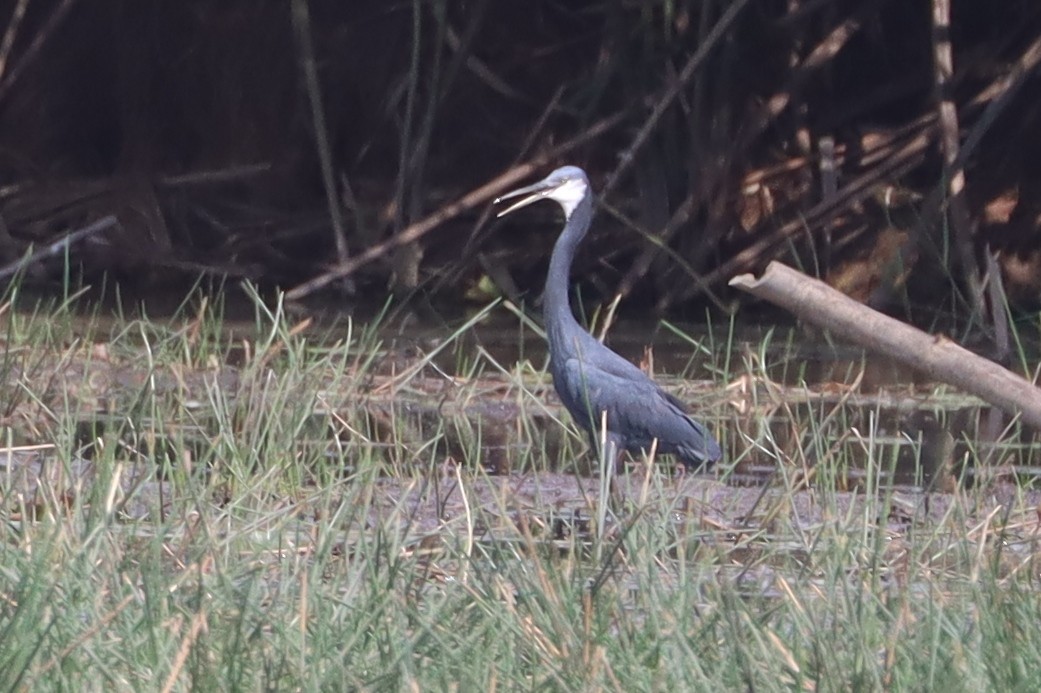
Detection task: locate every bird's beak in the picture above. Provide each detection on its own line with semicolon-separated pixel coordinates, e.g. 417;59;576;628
494;178;556;218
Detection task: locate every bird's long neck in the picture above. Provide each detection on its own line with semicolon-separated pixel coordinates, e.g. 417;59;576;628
544;192;594;352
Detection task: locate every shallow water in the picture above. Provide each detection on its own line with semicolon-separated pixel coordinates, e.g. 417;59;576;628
4;310;1039;492
4;287;1041;496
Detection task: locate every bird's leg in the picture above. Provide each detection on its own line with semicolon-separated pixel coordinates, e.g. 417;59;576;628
593;416;623;537
598;431;627;531
605;432;627;519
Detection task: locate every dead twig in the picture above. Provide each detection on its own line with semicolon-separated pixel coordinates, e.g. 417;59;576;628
956;32;1041;167
689;31;1041;299
435;85;564;296
601;0;752;200
931;0;982;316
158;163;273;188
0;0;30;83
896;32;1041;320
445;20;526;102
606;196;728;312
0;215;118;282
697;123;932;293
0;0;79;107
748;2;873;148
611;0;870;307
291;0;351;272
284;110;628;300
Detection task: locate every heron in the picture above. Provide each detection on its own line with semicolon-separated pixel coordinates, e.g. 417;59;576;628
495;166;722;471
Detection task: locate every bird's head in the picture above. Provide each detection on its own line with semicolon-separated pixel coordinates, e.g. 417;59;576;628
495;166;589;219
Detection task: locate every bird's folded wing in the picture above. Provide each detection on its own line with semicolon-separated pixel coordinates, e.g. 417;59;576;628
561;357;692;437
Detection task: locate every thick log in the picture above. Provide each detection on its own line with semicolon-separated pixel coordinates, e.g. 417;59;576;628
729;261;1041;429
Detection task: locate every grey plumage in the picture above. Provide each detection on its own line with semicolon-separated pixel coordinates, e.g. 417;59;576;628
496;166;721;469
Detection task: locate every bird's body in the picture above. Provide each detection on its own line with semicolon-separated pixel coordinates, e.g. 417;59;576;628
496;166;721;469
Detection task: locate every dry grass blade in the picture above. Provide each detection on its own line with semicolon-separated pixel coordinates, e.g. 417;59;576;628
160;606;210;693
2;286;1041;689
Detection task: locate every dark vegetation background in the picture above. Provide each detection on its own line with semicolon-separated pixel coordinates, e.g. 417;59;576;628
1;0;1040;332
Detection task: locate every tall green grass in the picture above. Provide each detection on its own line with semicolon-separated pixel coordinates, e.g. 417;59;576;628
2;285;1040;691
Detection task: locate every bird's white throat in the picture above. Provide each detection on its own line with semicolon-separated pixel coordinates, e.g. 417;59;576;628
552;178;588;218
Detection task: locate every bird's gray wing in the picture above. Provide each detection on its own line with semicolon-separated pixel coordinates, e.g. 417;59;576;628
560;355;711;448
557;354;649;423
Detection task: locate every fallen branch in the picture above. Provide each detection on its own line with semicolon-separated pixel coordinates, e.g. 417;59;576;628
284;110;628;300
729;261;1041;429
0;215;118;282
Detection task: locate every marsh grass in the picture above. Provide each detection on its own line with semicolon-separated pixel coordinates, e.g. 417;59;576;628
2;287;1041;691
